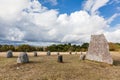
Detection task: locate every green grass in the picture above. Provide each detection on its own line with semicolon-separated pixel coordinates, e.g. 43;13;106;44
0;54;120;80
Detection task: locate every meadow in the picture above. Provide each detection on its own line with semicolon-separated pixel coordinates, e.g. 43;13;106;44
0;52;120;80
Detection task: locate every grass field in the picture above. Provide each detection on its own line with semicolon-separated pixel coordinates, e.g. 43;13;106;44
0;52;120;80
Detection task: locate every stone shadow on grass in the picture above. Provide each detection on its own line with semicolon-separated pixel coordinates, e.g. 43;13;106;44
28;61;41;64
60;61;71;64
11;56;18;58
11;61;39;67
113;60;120;66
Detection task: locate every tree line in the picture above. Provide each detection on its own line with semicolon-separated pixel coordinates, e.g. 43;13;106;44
0;43;89;52
0;42;119;52
0;44;43;52
47;43;89;52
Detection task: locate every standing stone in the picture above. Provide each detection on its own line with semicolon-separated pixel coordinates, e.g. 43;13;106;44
69;51;72;55
17;57;22;63
80;53;86;60
57;52;60;55
34;51;37;57
58;55;63;63
86;34;113;64
18;52;29;63
7;50;13;58
17;57;22;69
75;52;77;54
47;51;51;56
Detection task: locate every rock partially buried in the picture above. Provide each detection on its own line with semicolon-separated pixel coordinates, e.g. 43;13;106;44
17;57;22;64
75;52;77;54
80;53;86;60
7;50;13;58
69;51;72;55
34;51;37;57
17;52;29;63
57;52;60;55
86;34;113;64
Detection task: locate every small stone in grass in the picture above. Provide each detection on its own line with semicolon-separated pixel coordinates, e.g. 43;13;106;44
34;51;37;57
58;55;63;63
47;51;51;56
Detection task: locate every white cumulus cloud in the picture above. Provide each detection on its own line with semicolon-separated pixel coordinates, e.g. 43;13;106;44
0;0;29;21
84;0;109;15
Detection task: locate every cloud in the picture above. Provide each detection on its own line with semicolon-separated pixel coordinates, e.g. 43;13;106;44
0;0;29;21
42;0;58;6
0;0;120;46
107;13;120;24
105;24;120;42
16;5;108;43
84;0;109;15
117;6;120;11
56;11;108;42
109;0;120;4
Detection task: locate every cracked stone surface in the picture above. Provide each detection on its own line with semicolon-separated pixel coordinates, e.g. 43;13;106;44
86;34;113;64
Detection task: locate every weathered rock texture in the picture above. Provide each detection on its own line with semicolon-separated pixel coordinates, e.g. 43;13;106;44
86;34;113;64
18;52;29;63
7;50;13;58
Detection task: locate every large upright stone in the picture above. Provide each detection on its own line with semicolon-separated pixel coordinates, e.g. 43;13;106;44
17;52;29;63
86;34;113;64
7;50;13;58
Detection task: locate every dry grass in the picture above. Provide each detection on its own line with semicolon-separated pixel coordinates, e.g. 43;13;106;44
0;52;120;80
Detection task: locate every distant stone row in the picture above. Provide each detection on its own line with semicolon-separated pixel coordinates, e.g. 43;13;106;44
6;34;113;65
6;50;64;64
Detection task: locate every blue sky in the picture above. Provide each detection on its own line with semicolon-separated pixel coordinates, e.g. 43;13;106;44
0;0;120;46
39;0;83;14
